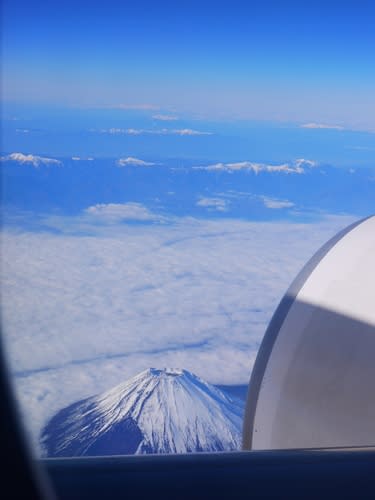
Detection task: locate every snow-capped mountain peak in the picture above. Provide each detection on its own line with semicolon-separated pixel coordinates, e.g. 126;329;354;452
41;368;244;457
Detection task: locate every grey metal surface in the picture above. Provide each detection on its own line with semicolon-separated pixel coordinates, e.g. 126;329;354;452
243;215;375;450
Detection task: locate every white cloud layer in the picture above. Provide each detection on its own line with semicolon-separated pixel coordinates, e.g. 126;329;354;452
1;213;356;452
194;159;316;174
1;152;62;167
116;157;155;167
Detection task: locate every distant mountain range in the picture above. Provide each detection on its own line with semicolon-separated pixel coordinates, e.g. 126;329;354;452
41;368;245;457
2;153;373;221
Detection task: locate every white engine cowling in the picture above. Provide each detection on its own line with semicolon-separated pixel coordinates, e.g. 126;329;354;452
243;215;375;450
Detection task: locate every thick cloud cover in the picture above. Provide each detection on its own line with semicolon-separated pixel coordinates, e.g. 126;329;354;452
1;212;355;452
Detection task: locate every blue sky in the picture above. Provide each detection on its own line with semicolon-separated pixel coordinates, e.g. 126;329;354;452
2;0;375;130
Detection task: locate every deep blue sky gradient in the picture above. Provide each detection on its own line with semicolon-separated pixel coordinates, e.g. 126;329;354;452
2;0;375;129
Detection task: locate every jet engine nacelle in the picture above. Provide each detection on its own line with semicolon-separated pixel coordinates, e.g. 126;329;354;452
243;215;375;450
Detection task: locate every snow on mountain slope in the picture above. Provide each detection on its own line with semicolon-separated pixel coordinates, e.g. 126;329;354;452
41;368;245;457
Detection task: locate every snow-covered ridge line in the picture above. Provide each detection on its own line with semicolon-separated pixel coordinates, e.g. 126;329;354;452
116;157;155;167
193;158;316;174
1;152;63;167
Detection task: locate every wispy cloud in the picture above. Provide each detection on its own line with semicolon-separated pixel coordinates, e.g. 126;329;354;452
84;202;166;223
194;159;315;174
174;128;212;136
300;123;345;131
261;196;295;209
152;114;179;121
120;128;143;135
196;197;229;211
0;152;62;167
346;146;375;151
96;128;213;136
294;158;316;168
116;157;155;167
104;103;160;111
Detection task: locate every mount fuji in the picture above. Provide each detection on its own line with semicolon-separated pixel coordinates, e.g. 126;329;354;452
41;368;245;457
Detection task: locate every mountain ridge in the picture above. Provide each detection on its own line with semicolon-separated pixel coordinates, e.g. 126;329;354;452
41;368;245;457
